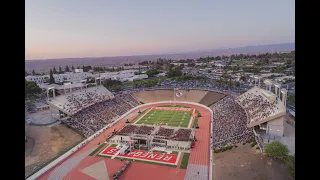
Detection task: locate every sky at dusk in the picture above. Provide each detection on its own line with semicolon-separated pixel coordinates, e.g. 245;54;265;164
25;0;295;60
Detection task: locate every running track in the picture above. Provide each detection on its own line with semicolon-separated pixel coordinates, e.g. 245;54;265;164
38;102;212;180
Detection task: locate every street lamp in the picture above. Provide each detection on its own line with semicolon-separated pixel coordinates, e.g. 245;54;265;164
47;87;55;101
80;79;87;90
95;77;101;88
64;82;72;94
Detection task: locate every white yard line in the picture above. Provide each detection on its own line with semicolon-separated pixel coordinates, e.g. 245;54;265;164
168;110;178;126
111;150;121;159
188;108;196;128
134;107;153;124
155;109;167;125
113;154;179;165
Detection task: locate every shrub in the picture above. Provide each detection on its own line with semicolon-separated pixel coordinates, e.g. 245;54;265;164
256;147;260;149
246;138;254;143
264;141;289;160
214;148;221;153
243;142;246;145
251;142;257;147
226;145;233;150
285;155;295;178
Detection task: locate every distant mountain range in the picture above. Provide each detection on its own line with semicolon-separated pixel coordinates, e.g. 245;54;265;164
25;42;294;73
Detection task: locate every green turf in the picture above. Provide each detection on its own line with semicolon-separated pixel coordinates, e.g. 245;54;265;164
114;157;177;167
97;154;112;158
89;143;108;156
158;105;190;108
110;144;118;147
195;110;202;117
129;109;148;123
180;153;190;169
192;117;199;127
135;108;192;127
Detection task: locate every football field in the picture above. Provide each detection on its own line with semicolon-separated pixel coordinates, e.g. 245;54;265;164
135;107;194;127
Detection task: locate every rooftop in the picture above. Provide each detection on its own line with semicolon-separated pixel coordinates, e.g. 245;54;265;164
236;86;286;127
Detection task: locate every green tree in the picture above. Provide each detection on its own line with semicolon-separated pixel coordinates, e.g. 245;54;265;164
240;76;246;82
49;69;55;84
32;69;36;75
25;80;42;99
72;66;75;71
285;155;295;178
287;94;295;104
53;67;57;74
145;69;160;77
264;141;289;160
59;66;63;74
65;65;70;72
25;101;36;110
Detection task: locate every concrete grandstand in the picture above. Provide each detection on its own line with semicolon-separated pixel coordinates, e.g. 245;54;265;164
27;80;294;180
132;89;225;106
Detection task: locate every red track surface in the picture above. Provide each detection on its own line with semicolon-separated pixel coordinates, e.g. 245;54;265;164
38;103;211;180
100;147;178;164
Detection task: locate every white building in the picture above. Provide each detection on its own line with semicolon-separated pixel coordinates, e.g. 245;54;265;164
275;76;295;82
74;69;84;73
25;75;49;84
128;74;148;81
99;69;146;82
156;72;166;77
53;72;94;83
25;70;96;84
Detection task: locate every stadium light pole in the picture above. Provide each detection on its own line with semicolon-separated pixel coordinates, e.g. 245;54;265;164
80;79;86;91
64;82;72;94
95;77;101;88
47;87;55;101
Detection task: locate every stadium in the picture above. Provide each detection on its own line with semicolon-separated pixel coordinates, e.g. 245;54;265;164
26;77;289;180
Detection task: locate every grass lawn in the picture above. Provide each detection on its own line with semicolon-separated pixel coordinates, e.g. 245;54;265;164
192;117;199;127
110;144;118;147
171;151;179;154
195;110;202;117
152;150;167;153
158;105;190;108
135;108;192;127
97;154;112;158
89;143;108;156
115;157;177;168
129;109;148;123
180;153;190;169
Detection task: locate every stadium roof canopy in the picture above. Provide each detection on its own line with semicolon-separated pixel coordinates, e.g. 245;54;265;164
236;86;286;127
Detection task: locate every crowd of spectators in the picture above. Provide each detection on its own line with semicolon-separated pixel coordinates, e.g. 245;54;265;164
212;96;253;149
135;126;155;135
172;129;192;141
63;94;140;137
60;88;112;114
117;125;155;135
117;125;140;135
236;92;278;122
155;127;174;137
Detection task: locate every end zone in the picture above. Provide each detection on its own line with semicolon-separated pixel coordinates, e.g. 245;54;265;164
99;146;180;165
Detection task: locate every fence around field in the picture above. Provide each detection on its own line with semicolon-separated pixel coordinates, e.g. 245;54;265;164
27;101;213;180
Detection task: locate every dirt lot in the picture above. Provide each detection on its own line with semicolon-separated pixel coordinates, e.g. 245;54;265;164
212;144;293;180
25;123;83;178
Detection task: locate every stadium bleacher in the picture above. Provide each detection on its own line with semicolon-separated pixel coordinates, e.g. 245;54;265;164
62;93;141;137
235;86;286;125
